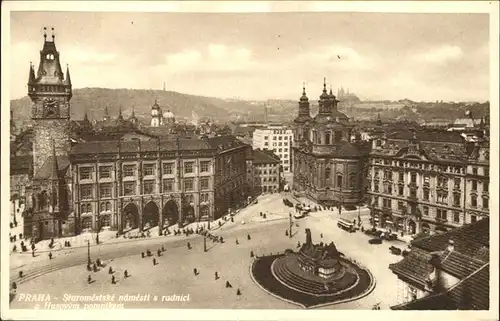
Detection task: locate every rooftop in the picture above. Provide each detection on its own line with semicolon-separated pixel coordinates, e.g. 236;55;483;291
251;149;280;165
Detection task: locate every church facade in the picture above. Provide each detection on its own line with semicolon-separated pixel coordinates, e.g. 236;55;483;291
20;31;249;241
292;80;370;207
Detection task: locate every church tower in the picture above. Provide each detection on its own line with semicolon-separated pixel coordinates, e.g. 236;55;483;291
28;28;72;177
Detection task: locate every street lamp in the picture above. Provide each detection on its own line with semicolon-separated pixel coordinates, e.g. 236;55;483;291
203;233;207;252
87;239;91;265
289;212;293;238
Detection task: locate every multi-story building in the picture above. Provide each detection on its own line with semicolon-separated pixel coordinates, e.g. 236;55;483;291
68;136;248;235
368;130;489;235
389;218;489;310
247;149;281;195
252;124;293;173
292;80;371;207
19;31;249;241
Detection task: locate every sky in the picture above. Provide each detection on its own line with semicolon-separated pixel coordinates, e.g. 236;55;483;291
10;11;490;102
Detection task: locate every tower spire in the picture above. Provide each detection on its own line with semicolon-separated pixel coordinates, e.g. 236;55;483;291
28;62;36;85
64;64;72;86
118;105;123;121
323;77;327;93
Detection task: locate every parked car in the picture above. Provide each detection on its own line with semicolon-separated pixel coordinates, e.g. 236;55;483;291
369;238;383;244
389;246;402;255
387;233;398;241
402;250;410;257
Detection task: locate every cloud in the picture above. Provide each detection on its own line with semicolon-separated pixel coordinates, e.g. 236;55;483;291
413;45;464;64
64;48;117;64
294;45;377;71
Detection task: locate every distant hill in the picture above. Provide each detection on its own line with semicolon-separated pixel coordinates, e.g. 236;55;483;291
10;88;263;124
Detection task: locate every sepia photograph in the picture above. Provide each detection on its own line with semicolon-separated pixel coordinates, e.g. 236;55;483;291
1;1;498;321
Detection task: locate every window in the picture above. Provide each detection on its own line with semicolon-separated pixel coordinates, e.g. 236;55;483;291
80;167;93;180
284;167;289;171
200;193;209;203
453;211;460;223
423;206;429;216
284;148;288;152
163;179;174;192
81;203;92;214
411;173;417;184
454;178;461;189
471;215;477;224
201;177;209;190
453;193;461;206
334;131;342;142
423;188;430;201
278;136;282;140
99;166;112;179
437;176;447;188
399;171;404;182
143;164;155;176
100;215;111;227
383;198;391;208
398;201;404;211
436;209;447;220
162;163;173;175
184;162;194;174
423;175;430;186
278;142;282;146
482;196;489;209
100;202;111;212
325;132;331;145
471;195;477;207
284;142;288;146
264;142;268;146
99;183;112;198
264;136;268;140
184;178;194;191
123;165;136;177
374;182;379;193
484;182;489;192
472;180;477;191
80;184;93;200
325;168;330;179
200;161;210;173
123;181;136;196
472;167;478;175
437;192;448;204
278;148;282;152
82;217;92;230
398;186;404;196
143;180;155;194
337;175;343;188
484;168;489;177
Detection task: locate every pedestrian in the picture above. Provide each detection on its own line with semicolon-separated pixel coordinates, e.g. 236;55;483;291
247;234;251;240
32;250;35;257
153;258;157;266
236;238;239;245
237;289;241;296
187;242;191;250
193;268;198;276
320;233;323;238
111;275;116;284
161;245;165;252
147;249;151;256
215;272;219;280
48;252;52;260
108;266;113;274
220;236;224;243
141;252;145;258
87;275;92;284
96;258;101;266
12;282;17;290
285;230;289;236
124;270;129;278
18;271;23;278
157;249;161;257
297;241;301;248
226;281;232;288
250;250;254;258
93;263;98;272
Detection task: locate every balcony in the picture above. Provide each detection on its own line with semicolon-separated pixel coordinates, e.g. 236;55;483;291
407;182;418;188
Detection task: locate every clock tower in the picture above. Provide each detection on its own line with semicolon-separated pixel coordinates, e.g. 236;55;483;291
28;28;72;176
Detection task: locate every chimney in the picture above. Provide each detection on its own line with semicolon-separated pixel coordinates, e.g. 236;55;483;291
427;252;446;293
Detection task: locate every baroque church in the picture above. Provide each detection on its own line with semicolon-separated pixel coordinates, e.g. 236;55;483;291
292;79;371;207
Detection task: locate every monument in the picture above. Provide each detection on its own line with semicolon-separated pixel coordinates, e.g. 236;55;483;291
251;229;375;308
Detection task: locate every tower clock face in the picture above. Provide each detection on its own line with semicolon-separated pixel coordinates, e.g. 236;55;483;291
43;98;59;117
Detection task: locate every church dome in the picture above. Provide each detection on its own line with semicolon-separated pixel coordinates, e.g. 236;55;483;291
163;110;175;119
